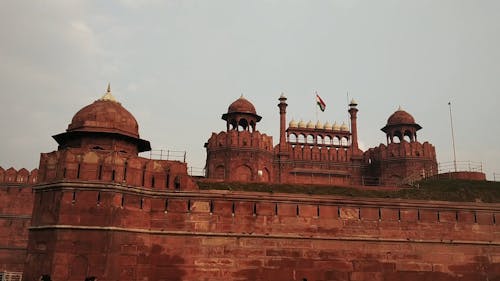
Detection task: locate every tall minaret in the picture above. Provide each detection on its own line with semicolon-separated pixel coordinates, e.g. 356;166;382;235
278;93;288;149
348;99;360;155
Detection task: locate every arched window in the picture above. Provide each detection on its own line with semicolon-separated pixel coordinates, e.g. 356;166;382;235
332;136;340;146
324;135;332;145
317;135;323;145
298;134;306;143
306;135;314;144
238;118;249;131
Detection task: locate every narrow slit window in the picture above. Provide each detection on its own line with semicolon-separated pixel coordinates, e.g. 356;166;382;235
98;164;103;180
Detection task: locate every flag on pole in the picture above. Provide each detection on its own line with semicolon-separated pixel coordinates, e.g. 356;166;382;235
316;93;326;112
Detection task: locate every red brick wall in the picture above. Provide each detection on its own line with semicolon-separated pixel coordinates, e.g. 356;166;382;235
24;184;500;280
437;172;487;181
0;183;34;272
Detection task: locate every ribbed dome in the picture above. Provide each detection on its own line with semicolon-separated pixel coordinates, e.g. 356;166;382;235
227;96;257;115
387;108;416;126
324;121;332;130
333;122;340;131
68;93;139;138
340;122;349;131
315;120;323;129
306;120;315;129
289;119;298;128
298;120;306;128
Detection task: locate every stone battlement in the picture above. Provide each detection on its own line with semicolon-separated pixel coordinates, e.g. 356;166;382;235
0;166;38;184
38;148;196;190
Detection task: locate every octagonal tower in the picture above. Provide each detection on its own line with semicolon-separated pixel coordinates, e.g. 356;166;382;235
364;107;437;186
205;96;274;182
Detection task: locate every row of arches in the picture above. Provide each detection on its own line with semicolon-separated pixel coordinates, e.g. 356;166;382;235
290;146;350;162
386;131;417;144
212;164;271;182
227;117;257;132
288;133;350;146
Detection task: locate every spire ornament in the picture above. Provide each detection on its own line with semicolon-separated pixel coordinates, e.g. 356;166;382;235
100;83;117;102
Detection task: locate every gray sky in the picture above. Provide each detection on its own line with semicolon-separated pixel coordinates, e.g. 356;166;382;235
1;1;499;179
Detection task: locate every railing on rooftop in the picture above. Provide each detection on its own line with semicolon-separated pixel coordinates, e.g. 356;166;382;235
140;149;187;162
188;167;206;177
493;173;500;182
437;160;483;174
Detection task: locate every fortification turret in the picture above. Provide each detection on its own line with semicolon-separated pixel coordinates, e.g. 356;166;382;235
205;96;274;182
364;107;437;186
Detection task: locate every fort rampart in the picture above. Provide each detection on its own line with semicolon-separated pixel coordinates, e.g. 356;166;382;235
24;181;500;280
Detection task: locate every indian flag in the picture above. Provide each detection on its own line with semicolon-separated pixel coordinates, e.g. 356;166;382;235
316;93;326;112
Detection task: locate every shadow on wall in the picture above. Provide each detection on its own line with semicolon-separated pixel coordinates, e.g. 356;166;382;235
149;244;186;281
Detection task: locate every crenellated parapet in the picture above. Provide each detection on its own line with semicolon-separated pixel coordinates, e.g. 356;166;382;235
38;148;196;190
365;141;437;162
205;130;274;152
205;130;274;182
0;166;38;185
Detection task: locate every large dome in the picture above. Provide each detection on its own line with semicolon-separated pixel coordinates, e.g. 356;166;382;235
68;99;139;138
53;85;151;153
227;96;257;115
386;109;416;126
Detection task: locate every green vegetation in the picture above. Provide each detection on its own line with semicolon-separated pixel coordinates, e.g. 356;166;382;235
197;179;500;203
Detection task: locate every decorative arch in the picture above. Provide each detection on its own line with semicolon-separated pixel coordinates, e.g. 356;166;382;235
341;136;349;146
324;135;332;145
297;134;306;143
214;165;225;179
403;129;413;142
238;118;249;131
306;134;315;144
317;135;323;145
332;136;340;146
260;167;270;182
235;165;252;181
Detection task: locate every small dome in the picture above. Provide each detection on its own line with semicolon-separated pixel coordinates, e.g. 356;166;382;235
333;122;340;131
227;95;257;115
298;119;306;128
315;120;323;129
387;107;416;125
340;122;349;131
289;119;298;128
324;121;332;130
68;88;139;138
306;120;315;129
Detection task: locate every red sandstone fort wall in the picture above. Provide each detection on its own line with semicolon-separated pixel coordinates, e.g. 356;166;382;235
24;184;500;280
0;167;37;273
38;149;196;190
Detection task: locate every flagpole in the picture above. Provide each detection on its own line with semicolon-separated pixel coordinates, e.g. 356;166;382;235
315;91;318;121
448;101;457;172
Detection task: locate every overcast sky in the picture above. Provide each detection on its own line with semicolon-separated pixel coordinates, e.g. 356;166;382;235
1;1;499;179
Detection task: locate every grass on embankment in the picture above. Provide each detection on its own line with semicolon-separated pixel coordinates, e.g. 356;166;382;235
197;179;500;203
